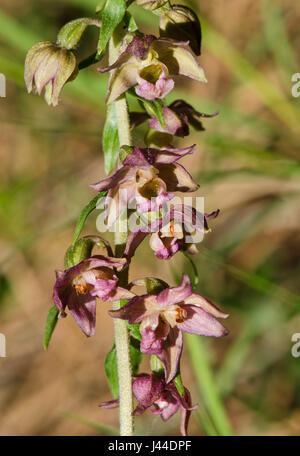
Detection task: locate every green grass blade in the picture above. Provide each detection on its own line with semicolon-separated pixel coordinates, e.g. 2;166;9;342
185;335;233;436
64;412;119;435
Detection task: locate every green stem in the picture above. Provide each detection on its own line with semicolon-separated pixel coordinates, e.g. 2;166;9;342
109;27;133;437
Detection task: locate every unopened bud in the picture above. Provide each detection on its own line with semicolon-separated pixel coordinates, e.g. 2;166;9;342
24;42;78;106
64;236;109;268
159;5;202;55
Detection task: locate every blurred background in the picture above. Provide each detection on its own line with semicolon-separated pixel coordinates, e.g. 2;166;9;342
0;0;300;436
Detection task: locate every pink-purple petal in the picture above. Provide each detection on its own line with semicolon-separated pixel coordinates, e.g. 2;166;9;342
157;274;192;306
178;304;229;337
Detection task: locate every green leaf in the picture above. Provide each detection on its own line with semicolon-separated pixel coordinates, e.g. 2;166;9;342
128;88;166;128
98;0;127;54
124;11;138;32
43;305;59;350
144;99;166;128
103;104;120;175
130;336;143;374
150;355;165;376
105;337;143;398
173;372;185;397
127;322;142;341
72;191;107;246
105;343;119;398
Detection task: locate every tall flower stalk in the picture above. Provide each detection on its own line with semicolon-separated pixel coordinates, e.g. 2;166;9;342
25;0;230;437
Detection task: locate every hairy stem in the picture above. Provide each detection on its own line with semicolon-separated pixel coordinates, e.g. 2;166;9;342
109;27;133;437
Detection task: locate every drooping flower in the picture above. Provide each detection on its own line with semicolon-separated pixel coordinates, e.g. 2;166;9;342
131;100;218;138
53;256;133;337
98;35;206;104
91;145;198;227
133;374;197;436
100;373;197;436
125;205;220;261
110;274;229;381
24;42;78;106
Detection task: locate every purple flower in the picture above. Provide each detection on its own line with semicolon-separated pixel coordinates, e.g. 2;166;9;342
98;35;206;104
91;145;198;227
133;374;197;436
125;205;220;261
53;255;133;337
110;274;229;381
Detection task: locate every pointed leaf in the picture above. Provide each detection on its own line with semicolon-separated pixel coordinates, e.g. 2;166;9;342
98;0;126;54
103;104;120;174
105;337;143;398
43;305;59;350
72;191;107;246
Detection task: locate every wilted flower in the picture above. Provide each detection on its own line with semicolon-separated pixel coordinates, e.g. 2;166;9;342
110;274;229;381
131;99;218;137
133;374;197;436
53;256;133;337
24;41;78;106
98;35;206;104
91;145;199;227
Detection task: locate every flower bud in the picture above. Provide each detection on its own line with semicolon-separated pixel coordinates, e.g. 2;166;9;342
135;0;171;16
64;236;111;269
24;41;78;106
159;5;202;55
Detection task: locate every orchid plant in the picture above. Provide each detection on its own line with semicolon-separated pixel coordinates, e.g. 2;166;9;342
24;0;229;436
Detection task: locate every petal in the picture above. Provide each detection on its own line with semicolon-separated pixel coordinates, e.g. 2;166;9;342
154;144;196;164
140;313;163;354
161;398;180;421
109;295;148;324
107;287;135;301
123;147;152;167
177;305;229;337
157;274;192;306
67;289;97;337
135;76;174;100
90;165;136;192
24;42;53;92
50;49;77;106
157;163;199;192
149;107;183;135
106;63;139;104
160;46;207;82
85;255;127;270
133;374;165;413
140;328;163;354
158;328;183;383
184;293;229;319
